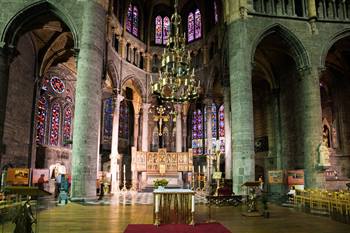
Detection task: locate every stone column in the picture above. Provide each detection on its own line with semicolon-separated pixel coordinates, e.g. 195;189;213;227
308;0;318;33
205;99;213;154
134;113;140;149
224;88;232;179
71;1;106;200
0;45;9;166
182;103;190;151
110;94;124;194
175;104;182;152
141;103;151;152
299;67;324;188
228;20;255;194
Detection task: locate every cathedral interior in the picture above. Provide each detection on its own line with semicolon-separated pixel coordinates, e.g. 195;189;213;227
1;0;350;232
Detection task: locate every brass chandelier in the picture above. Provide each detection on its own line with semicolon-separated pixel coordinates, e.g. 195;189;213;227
151;0;200;103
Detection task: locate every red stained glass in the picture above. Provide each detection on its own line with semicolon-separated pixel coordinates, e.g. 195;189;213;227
50;103;61;146
36;96;48;144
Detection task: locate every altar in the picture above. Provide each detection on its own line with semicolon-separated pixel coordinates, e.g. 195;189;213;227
153;188;195;225
131;148;193;190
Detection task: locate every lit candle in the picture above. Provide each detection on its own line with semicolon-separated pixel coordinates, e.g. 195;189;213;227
155;194;159;213
198;165;201;174
191;195;195;212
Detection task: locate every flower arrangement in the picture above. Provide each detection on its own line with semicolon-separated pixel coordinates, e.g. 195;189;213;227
154;179;168;189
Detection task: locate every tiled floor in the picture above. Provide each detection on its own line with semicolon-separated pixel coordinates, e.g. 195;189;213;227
1;193;349;233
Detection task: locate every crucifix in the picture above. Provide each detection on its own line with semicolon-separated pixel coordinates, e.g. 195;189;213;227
153;105;170;148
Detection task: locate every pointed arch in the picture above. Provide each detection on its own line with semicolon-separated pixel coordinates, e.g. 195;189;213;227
107;61;120;91
251;24;310;71
121;75;146;100
1;1;79;49
320;29;350;68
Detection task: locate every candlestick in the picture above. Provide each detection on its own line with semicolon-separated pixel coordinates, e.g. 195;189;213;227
155;194;159;213
191;195;195;212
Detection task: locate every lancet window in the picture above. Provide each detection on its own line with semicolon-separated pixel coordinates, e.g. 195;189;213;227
127;3;139;37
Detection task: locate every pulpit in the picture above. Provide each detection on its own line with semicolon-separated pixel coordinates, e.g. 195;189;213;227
241;181;262;217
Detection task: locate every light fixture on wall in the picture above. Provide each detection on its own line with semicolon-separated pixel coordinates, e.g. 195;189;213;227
151;0;200;103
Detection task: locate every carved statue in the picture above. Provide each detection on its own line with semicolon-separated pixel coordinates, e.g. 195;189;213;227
318;139;331;168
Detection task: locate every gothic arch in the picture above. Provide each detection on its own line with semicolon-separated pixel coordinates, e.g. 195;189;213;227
121;75;146;100
107;61;120;91
251;23;310;71
320;29;350;69
1;1;79;49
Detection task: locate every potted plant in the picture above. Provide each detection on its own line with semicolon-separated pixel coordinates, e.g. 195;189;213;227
154;179;168;190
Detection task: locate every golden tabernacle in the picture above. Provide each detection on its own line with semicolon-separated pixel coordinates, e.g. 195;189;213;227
131;148;193;190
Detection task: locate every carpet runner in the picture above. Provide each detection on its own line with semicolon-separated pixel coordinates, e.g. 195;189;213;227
124;223;231;233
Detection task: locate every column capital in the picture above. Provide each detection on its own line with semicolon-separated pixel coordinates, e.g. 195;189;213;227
142;102;151;111
203;98;213;106
175;103;182;113
113;94;124;104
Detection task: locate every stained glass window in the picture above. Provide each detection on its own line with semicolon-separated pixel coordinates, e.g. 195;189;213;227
211;103;217;150
36;96;48;144
63;106;72;146
119;100;129;139
188;12;194;42
214;1;218;24
126;3;139;37
50;76;65;94
103;97;113;141
163;16;170;45
126;4;133;33
192;109;203;155
194;9;202;39
155;16;163;44
132;6;139;37
219;105;225;153
49;103;61;146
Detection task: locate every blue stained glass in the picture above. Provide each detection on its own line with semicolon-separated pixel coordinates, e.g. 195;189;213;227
188;13;194;42
127;4;132;33
103;97;113;140
119;100;129;139
132;6;139;36
211;104;217;138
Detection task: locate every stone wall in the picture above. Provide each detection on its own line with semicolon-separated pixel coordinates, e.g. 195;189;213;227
2;34;35;167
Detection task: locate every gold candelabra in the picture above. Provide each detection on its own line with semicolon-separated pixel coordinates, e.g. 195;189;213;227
151;0;200;103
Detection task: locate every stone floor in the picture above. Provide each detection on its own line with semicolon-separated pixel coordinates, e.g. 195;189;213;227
1;194;349;233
